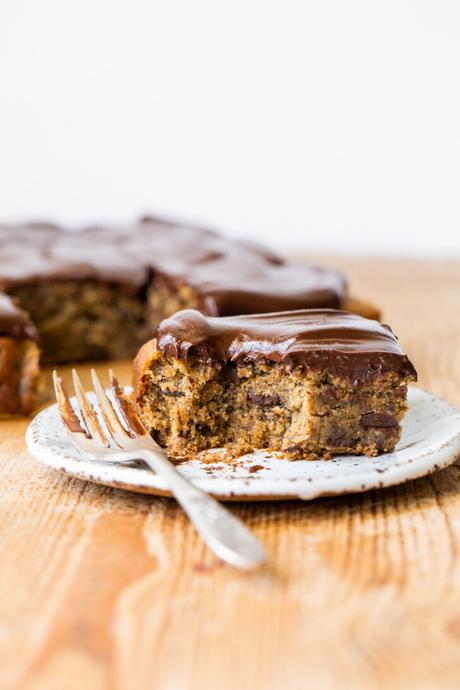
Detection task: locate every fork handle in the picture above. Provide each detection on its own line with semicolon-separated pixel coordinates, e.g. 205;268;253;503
137;448;266;570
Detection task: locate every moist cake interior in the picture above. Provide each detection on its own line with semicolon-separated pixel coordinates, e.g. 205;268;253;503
9;281;151;363
136;355;409;460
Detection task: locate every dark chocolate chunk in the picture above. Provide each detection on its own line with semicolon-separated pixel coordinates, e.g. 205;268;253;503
326;433;358;448
361;412;399;428
247;392;283;408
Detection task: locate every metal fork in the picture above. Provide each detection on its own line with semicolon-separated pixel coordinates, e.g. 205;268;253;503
53;368;266;570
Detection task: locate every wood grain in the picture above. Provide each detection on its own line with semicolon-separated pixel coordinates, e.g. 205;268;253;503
1;258;460;690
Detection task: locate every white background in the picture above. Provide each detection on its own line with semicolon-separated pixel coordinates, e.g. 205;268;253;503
1;0;459;256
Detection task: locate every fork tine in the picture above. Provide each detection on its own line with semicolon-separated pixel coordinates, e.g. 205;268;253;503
109;369;147;436
71;369;110;447
90;369;133;447
53;370;89;437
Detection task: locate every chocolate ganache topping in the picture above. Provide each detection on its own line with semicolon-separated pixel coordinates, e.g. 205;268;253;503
0;217;346;311
0;294;38;340
157;309;417;383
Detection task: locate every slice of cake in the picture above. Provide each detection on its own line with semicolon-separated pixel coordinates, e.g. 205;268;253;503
0;295;40;415
132;309;417;460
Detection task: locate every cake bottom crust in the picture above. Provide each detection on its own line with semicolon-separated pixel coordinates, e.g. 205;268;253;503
133;344;410;460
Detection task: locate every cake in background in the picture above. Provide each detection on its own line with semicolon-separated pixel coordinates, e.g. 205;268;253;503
0;214;379;415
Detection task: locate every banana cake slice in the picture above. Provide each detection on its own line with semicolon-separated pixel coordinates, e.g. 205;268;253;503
0;295;40;415
133;308;417;460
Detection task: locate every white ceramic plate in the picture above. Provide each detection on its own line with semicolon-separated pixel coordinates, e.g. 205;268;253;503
25;387;460;501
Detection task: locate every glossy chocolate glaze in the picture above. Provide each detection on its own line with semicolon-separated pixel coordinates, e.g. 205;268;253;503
0;217;346;309
0;294;38;340
157;309;417;383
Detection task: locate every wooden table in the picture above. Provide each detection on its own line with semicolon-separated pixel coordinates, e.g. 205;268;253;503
1;258;460;690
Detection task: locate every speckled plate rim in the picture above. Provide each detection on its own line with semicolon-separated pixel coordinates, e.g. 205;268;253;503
25;387;460;501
